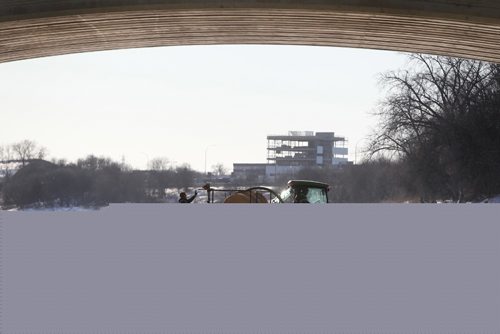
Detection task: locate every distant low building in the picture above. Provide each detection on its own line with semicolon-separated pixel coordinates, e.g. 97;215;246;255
232;163;269;183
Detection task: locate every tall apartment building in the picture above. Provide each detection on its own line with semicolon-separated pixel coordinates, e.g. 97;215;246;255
233;131;349;182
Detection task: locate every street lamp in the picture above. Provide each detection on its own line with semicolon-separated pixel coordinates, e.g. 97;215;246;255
204;145;216;175
354;138;364;165
139;152;149;170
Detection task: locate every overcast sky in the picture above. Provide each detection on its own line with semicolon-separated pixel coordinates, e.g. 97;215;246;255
0;45;409;172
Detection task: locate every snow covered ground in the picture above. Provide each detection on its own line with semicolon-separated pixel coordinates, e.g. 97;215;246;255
482;194;500;203
6;206;99;211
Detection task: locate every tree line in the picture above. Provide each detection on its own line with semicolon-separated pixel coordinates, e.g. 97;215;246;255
2;54;499;206
0;154;201;209
368;55;500;202
296;55;500;203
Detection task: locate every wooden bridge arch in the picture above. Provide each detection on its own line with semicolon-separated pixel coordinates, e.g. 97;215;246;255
1;1;500;63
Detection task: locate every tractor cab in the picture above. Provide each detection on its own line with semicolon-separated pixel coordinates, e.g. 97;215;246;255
274;180;330;204
202;179;330;203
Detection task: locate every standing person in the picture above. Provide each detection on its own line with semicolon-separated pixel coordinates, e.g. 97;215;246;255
179;190;198;203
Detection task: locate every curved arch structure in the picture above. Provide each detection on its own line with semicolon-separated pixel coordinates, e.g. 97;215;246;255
2;1;500;63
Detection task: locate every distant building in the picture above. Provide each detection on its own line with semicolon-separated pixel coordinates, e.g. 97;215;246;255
267;131;348;168
232;131;349;182
232;163;269;183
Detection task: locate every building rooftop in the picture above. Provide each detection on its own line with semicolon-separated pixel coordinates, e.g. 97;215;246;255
267;131;345;141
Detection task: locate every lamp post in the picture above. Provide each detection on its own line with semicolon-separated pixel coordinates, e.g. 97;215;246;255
204;145;216;175
140;152;149;170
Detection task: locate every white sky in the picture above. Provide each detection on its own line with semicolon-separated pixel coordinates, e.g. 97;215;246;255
0;45;408;172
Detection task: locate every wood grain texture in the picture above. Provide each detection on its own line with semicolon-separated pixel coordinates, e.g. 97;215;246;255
1;1;500;63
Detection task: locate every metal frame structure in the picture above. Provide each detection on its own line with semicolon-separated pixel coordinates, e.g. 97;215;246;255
200;185;283;203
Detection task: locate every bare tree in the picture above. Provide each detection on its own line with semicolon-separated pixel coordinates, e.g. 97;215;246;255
369;54;500;201
148;157;171;171
370;55;494;156
0;145;12;162
175;164;196;189
11;140;47;166
0;145;14;177
211;163;228;176
77;155;119;171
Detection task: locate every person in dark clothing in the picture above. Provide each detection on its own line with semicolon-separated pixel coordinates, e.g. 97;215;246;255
293;187;309;203
179;190;197;203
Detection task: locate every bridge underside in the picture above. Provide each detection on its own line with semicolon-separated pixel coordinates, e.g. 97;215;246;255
2;1;500;63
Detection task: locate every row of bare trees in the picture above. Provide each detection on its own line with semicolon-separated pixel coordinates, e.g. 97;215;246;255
0;140;46;162
0;141;230;208
1;155;202;208
277;55;500;203
368;54;500;202
288;161;410;203
148;157;228;176
0;140;47;176
2;55;498;204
